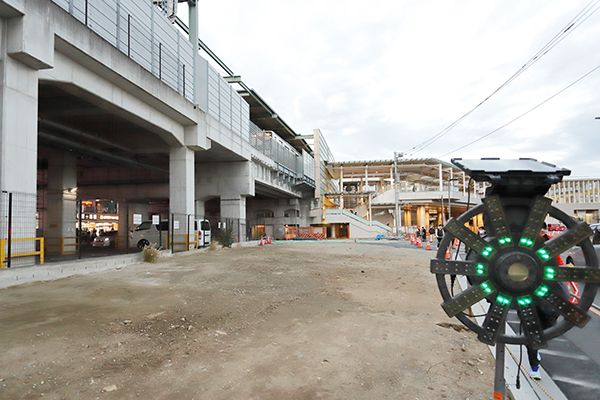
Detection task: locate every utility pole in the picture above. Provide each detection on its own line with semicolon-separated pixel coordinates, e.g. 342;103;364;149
393;152;403;236
448;180;451;221
448;177;458;221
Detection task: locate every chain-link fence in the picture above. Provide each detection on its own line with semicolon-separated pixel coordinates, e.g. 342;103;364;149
207;217;245;245
163;214;246;251
0;191;40;268
0;198;250;266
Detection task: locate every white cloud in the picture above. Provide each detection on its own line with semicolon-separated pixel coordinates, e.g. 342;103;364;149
181;0;600;177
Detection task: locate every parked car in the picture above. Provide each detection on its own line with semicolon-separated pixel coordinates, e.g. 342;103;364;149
92;230;118;248
561;244;600;266
130;221;169;249
195;219;211;247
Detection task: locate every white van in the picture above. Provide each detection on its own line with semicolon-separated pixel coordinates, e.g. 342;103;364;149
195;219;211;247
130;221;169;249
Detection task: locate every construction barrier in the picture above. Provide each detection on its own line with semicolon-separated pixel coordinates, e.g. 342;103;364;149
298;227;326;240
44;236;78;255
170;233;198;252
1;237;45;267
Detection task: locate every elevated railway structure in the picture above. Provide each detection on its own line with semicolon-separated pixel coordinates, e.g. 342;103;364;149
0;0;320;265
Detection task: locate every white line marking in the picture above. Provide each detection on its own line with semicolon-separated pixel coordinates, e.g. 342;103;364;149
539;349;591;360
552;375;600;390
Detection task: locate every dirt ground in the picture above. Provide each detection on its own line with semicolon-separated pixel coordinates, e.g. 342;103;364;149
0;242;495;400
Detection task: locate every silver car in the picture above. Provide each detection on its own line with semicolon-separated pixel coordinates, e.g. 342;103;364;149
92;231;118;248
561;243;600;266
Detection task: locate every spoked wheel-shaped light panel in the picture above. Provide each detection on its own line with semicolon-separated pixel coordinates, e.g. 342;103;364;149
431;194;599;349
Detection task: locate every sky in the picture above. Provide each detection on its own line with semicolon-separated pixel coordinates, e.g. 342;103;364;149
177;0;600;178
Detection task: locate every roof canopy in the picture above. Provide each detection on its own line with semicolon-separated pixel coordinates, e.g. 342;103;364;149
327;158;468;187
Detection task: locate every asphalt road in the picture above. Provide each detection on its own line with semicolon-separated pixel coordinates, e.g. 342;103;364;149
544;292;600;399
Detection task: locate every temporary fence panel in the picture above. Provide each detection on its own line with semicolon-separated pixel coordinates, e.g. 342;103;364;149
0;191;40;268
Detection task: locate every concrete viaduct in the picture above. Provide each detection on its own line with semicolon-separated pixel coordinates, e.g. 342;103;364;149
0;0;319;265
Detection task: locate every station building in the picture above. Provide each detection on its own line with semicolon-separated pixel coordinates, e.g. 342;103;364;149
547;178;600;224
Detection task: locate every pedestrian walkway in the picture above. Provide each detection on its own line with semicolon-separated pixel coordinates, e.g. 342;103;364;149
452;247;569;400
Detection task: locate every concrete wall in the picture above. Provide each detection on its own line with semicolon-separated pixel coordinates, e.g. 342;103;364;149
325;213;391;239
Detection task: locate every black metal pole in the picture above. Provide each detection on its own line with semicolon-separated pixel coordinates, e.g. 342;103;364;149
78;199;82;260
159;43;162;80
85;0;88;26
125;202;130;253
7;192;12;268
493;324;507;398
170;213;174;254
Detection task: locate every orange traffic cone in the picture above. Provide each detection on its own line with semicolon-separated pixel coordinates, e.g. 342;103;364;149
426;241;431;250
268;236;272;244
445;246;451;259
453;238;459;249
259;237;264;246
417;238;422;248
410;236;415;245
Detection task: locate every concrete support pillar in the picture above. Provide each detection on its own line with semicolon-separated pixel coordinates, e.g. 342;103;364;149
118;200;129;248
170;146;195;216
221;196;246;242
170;146;195;248
45;152;77;252
425;208;430;229
417;206;427;229
195;160;252;242
1;0;53;192
0;18;47;262
0;66;38;193
0;3;53;266
404;209;412;227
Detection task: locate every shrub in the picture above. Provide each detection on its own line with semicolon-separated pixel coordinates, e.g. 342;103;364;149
142;244;161;263
219;219;235;248
209;240;220;251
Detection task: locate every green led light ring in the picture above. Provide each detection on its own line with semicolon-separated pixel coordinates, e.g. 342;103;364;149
433;199;599;346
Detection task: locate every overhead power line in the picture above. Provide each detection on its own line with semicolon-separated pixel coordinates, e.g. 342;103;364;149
404;0;600;157
437;62;600;158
